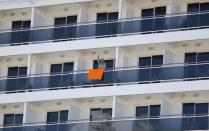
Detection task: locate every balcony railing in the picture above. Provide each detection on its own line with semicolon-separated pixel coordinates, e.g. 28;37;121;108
0;11;209;46
0;115;209;131
0;62;209;93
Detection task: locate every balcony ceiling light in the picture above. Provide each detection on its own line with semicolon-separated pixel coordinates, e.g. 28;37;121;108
13;105;19;109
193;93;199;97
148;47;154;51
195;43;201;47
63;8;69;12
95;4;100;8
10;12;15;16
106;3;112;7
5;58;11;62
2;105;7;109
56;101;62;105
59;54;66;58
182;44;188;47
22;12;27;16
100;98;106;102
17;57;23;61
145;96;151;100
151;0;157;2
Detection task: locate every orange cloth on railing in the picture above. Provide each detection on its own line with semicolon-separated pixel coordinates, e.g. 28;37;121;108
88;68;105;80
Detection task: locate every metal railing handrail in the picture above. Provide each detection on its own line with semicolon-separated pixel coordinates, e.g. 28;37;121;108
0;114;209;128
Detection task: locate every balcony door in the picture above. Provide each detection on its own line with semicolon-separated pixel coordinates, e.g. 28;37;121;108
54;16;77;40
182;103;208;130
96;12;118;37
11;20;31;44
49;62;74;88
141;6;166;32
7;66;27;92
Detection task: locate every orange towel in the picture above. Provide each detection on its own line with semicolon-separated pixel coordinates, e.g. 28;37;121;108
88;68;105;80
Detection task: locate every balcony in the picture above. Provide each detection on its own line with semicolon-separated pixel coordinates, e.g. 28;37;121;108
0;115;209;131
0;62;209;93
0;11;209;46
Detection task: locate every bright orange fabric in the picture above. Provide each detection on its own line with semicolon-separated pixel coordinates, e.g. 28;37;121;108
88;68;105;80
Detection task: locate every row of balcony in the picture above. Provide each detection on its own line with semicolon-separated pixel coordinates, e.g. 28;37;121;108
0;115;208;131
0;62;209;93
0;11;209;46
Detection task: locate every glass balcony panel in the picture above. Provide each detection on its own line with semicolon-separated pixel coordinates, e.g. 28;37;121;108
119;20;141;34
6;79;17;92
199;12;209;27
62;74;74;87
154;17;166;31
140;19;154;33
188;14;199;28
96;23;108;36
76;24;96;38
115;69;139;83
46;124;57;131
30;28;53;42
197;64;209;78
138;68;151;82
182;116;208;130
49;75;62;89
66;26;77;39
0;32;11;45
53;27;67;41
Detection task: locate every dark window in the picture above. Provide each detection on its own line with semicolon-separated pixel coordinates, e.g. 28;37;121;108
108;12;119;21
197;52;209;63
188;3;199;13
152;55;163;66
185;53;197;63
200;2;209;11
139;57;151;67
188;2;209;12
12;20;31;30
8;66;27;77
63;62;74;72
139;55;163;67
93;59;114;69
50;64;62;74
8;67;19;78
14;114;23;125
55;16;77;26
136;105;161;118
150;105;161;117
183;103;195;115
67;16;77;25
97;13;108;22
136;106;149;118
195;103;208;115
142;6;166;17
50;62;74;74
60;110;69;122
47;110;68;123
155;6;166;16
55;17;66;26
47;112;59;123
3;114;23;126
142;8;154;17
